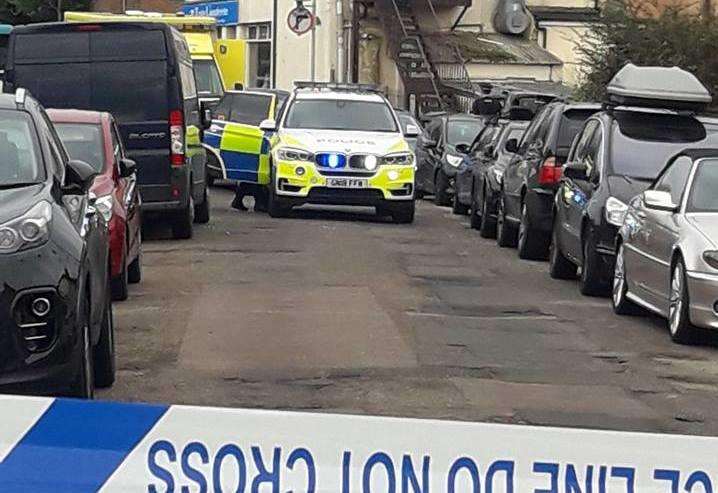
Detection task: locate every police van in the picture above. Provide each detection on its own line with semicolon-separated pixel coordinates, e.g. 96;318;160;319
259;82;418;223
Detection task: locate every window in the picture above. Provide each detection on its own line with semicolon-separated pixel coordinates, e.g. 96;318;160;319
246;23;272;41
688;158;718;212
571;120;598;163
54;123;106;173
519;105;551;151
446;120;485;146
470;126;497;154
557;109;599;157
285;100;398;132
654;155;693;205
179;62;198;100
584;125;603;180
0;110;44;185
193;60;223;98
424;119;442;142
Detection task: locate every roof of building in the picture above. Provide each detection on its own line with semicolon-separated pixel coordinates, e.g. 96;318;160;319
528;6;600;24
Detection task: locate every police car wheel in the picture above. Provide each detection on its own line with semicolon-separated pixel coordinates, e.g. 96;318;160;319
267;170;290;218
391;201;415;224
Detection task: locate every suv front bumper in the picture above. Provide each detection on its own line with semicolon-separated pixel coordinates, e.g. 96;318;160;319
274;161;415;205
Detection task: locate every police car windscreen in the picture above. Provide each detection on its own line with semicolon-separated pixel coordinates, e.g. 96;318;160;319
285;100;398;132
54;123;106;173
610;112;714;180
0;110;43;186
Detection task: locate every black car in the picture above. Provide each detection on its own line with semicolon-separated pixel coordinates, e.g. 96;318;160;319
0;89;114;398
469;120;529;236
414;114;485;205
550;64;718;296
497;102;600;258
5;22;211;239
454;122;503;216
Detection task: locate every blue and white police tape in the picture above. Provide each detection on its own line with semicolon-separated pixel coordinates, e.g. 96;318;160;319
0;394;716;492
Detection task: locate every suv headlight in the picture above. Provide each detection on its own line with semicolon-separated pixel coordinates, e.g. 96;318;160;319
0;201;52;254
703;251;718;270
277;147;314;162
93;194;114;223
446;154;463;167
381;152;413;166
605;196;628;226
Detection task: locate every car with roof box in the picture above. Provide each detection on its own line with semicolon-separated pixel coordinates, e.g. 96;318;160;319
549;64;718;297
4;21;210;239
0;89;114;398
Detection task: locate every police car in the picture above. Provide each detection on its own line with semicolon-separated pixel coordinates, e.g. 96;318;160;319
258;82;418;223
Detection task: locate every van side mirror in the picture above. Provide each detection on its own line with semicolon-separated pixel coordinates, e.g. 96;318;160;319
64;159;98;194
259;119;277;131
505;138;519;153
643;190;678;212
404;124;420;137
119;158;137;178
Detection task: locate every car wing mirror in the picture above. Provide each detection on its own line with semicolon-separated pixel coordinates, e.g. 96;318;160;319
563;162;589;181
119;158;137;178
404;124;420;137
504;138;519;153
643;190;678;212
259;119;277;132
64;159;98;194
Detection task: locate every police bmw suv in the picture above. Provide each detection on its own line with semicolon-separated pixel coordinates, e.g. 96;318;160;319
260;82;418;223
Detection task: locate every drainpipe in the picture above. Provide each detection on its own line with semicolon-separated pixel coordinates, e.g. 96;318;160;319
272;0;278;88
336;0;345;83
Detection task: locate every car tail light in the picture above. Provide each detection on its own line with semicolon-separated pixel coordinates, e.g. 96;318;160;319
170;110;185;167
538;156;562;185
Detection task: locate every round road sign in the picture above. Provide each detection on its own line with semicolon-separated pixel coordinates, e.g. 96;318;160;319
287;7;315;35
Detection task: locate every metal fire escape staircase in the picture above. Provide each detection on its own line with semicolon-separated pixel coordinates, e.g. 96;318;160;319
375;0;477;113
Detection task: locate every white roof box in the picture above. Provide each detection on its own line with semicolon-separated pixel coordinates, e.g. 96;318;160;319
607;64;712;111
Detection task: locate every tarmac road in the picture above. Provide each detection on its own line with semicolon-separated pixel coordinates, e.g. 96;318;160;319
100;186;718;436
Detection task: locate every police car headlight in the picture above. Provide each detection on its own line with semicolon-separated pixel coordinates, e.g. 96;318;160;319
446;154;464;167
0;201;52;254
605;196;628;227
277;147;314;162
381;152;413;166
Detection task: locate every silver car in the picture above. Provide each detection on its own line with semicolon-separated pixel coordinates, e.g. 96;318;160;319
613;149;718;343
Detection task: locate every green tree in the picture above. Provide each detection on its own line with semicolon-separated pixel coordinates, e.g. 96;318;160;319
0;0;91;24
576;0;718;108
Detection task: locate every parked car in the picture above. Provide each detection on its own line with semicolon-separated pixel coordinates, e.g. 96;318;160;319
470;120;530;236
49;109;142;302
454;122;503;216
550;64;717;296
5;21;210;239
0;89;114;398
613;149;718;343
415;114;485;205
396;110;423;155
497;102;600;258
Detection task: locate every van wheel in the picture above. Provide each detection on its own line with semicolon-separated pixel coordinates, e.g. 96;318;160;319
93;286;116;388
194;186;211;224
111;252;129;301
172;196;194;239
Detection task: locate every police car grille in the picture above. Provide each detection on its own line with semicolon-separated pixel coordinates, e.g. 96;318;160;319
316;169;374;177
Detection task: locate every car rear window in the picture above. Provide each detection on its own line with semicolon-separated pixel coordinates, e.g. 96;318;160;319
557;109;598;155
611;114;717;179
54;123;106;173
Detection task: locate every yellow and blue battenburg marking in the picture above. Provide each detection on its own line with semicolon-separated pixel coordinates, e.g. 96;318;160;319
203;121;272;185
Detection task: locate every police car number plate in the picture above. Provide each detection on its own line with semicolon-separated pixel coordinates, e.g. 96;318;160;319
325;177;368;188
